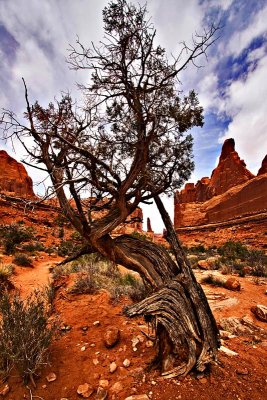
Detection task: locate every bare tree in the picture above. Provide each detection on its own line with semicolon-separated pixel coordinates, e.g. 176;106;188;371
1;0;220;378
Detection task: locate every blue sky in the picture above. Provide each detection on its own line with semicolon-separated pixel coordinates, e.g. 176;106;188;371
0;0;267;232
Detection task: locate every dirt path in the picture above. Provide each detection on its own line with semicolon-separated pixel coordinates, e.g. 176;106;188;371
10;255;62;297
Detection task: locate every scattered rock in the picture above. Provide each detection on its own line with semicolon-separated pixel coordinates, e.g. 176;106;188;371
81;346;86;351
109;362;117;373
110;381;123;394
93;358;99;366
95;387;108;400
46;372;57;382
99;380;109;389
124;395;149;400
123;359;131;368
103;326;120;348
93;321;100;326
236;368;249;375
219;345;238;356
219;316;263;337
77;383;94;398
219;330;234;340
145;340;153;348
251;304;267;322
81;326;89;331
0;384;10;396
131;336;140;351
224;277;241;291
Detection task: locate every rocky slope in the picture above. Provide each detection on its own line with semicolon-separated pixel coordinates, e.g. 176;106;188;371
174;139;267;248
0;150;35;198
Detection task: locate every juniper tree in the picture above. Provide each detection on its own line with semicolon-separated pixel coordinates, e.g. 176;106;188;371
1;0;220;377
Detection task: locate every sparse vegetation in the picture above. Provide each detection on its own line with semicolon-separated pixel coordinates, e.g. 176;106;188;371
201;274;225;287
0;291;57;384
13;253;33;267
57;240;80;257
0;224;34;254
0;263;14;294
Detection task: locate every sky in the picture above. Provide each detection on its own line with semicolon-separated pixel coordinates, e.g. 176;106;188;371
0;0;267;233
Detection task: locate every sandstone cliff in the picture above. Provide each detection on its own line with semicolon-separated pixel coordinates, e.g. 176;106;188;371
0;150;35;198
174;140;267;248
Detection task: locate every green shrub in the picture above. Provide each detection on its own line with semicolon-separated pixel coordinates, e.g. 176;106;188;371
21;241;45;253
218;241;248;261
0;291;56;383
13;253;32;267
57;240;79;257
0;224;34;254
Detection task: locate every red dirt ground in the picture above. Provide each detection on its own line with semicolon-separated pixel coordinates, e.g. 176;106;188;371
0;199;267;400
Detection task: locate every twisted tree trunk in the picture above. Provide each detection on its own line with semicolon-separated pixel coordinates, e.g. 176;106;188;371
90;197;220;378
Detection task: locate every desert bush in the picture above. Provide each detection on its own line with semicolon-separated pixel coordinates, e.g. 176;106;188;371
0;263;14;294
0;263;14;281
70;273;99;294
189;244;207;254
0;224;34;254
201;274;225;287
21;241;45;253
13;253;32;267
218;241;248;261
57;240;80;257
247;250;267;277
0;291;56;383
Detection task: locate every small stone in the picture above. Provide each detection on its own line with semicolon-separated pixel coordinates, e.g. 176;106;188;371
93;373;101;380
81;326;89;331
123;359;131;368
42;384;47;389
81;346;86;351
236;368;249;375
95;387;108;400
93;358;99;366
103;326;120;348
199;377;208;384
46;372;57;382
151;380;156;385
145;340;153;348
93;320;100;326
109;362;117;373
131;336;140;350
99;379;109;389
0;384;10;396
219;345;238;356
110;381;123;394
124;396;149;400
77;383;94;398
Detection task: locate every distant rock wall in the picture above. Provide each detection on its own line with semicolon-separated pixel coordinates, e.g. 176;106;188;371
0;150;35;198
174;139;267;229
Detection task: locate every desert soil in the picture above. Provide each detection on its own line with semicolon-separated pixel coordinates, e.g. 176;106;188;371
0;251;266;400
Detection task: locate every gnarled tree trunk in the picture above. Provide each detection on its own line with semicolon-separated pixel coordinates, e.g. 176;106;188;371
89;196;220;378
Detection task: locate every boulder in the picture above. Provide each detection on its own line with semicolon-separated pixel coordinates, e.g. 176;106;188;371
103;326;120;348
251;304;267;322
224;277;241;291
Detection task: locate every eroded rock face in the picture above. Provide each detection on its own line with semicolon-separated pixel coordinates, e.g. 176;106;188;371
258;154;267;175
174;139;267;230
0;150;35;198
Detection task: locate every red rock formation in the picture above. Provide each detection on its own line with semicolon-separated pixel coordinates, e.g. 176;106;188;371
174;139;267;243
0;150;35;198
258;155;267;175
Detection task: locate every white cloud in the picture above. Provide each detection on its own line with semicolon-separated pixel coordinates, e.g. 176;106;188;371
227;4;267;56
220;53;267;173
